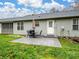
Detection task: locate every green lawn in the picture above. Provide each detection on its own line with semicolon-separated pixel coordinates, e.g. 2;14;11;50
0;35;79;59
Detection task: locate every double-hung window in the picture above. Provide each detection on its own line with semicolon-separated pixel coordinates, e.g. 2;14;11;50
49;21;52;27
35;21;39;27
17;22;24;30
73;18;78;30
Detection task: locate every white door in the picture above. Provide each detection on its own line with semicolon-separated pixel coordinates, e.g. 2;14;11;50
47;20;54;35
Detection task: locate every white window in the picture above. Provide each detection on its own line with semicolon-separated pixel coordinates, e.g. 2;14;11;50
17;22;24;30
35;21;39;27
49;21;52;27
73;18;78;30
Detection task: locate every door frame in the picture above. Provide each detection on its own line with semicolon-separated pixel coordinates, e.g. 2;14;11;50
47;20;54;35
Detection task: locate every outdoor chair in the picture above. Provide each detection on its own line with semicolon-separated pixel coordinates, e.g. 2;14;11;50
35;30;42;38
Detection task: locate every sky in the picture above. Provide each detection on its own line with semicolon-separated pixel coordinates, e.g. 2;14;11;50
0;0;76;19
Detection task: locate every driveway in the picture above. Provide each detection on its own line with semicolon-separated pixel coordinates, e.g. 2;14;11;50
12;37;61;47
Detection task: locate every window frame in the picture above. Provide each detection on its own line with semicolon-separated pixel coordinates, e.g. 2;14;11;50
49;21;52;27
73;18;79;30
21;22;24;30
17;22;20;30
17;22;24;30
35;21;39;27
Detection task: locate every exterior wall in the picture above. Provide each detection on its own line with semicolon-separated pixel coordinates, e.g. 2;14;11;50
13;18;79;37
55;19;79;37
35;21;47;36
13;21;32;35
0;23;1;34
13;20;47;35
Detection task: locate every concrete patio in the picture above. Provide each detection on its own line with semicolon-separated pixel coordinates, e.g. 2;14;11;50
12;37;61;47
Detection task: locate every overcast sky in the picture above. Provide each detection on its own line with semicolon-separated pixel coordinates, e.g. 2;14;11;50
0;0;76;19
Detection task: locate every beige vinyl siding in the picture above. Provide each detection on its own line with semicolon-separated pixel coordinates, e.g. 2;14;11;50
13;20;47;35
54;18;79;37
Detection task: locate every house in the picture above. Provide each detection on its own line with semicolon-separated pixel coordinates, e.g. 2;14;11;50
0;8;79;37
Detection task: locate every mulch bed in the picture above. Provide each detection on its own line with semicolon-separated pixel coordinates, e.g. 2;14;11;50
68;37;79;43
58;36;79;43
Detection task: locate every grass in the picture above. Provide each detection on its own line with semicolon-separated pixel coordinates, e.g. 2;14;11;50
59;38;79;59
0;35;79;59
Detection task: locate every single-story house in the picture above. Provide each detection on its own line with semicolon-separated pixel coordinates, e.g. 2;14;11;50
0;8;79;37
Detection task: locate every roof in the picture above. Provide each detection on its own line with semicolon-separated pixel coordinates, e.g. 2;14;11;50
0;8;79;22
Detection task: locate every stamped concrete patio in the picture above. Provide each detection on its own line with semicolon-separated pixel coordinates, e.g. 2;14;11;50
12;37;61;47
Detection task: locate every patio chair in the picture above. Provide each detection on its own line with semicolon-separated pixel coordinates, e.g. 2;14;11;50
35;30;42;38
39;30;42;36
